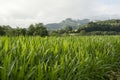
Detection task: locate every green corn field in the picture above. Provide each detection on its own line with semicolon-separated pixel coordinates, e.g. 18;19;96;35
0;36;120;80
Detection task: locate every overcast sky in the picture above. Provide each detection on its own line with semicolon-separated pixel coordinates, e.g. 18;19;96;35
0;0;120;27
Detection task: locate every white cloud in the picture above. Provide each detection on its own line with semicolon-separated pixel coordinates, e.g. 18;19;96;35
0;0;120;27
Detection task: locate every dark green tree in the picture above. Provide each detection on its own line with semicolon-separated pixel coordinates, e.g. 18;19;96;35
0;26;5;36
65;26;73;33
27;24;35;35
34;23;48;36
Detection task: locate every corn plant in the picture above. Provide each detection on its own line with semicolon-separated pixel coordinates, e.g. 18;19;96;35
0;36;120;80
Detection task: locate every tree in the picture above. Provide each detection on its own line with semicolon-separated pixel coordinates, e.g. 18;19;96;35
34;23;48;36
27;23;48;36
20;28;27;36
0;26;5;35
65;26;72;33
49;31;60;36
57;29;66;34
27;24;35;35
80;30;86;35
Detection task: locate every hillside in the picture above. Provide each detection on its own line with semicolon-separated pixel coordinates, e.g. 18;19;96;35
77;19;120;35
45;18;90;30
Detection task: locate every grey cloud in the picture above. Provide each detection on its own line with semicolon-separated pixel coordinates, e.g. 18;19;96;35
0;0;120;27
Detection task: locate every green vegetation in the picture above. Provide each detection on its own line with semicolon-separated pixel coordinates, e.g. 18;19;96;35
0;23;48;37
50;19;120;36
1;19;120;36
0;36;120;80
45;18;90;30
78;20;120;35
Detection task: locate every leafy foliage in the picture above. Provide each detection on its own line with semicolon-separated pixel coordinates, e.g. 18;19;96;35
0;23;48;37
0;36;120;80
78;19;120;35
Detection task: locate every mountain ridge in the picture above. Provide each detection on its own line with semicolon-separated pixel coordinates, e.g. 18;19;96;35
45;18;90;30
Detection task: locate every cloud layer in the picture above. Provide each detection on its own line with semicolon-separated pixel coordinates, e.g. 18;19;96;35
0;0;120;27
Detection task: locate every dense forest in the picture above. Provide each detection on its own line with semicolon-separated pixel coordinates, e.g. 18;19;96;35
0;23;48;36
0;19;120;36
78;19;120;35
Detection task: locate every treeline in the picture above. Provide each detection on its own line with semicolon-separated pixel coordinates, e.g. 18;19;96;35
1;19;120;36
0;23;48;36
49;19;120;36
77;19;120;35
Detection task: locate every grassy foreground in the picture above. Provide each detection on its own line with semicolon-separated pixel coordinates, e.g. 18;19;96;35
0;36;120;80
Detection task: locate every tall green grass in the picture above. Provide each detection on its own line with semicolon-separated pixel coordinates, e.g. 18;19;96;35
0;36;120;80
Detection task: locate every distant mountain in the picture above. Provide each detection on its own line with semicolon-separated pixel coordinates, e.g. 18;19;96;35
45;18;90;30
45;23;60;30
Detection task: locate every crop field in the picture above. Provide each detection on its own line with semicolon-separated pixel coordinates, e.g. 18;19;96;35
0;36;120;80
